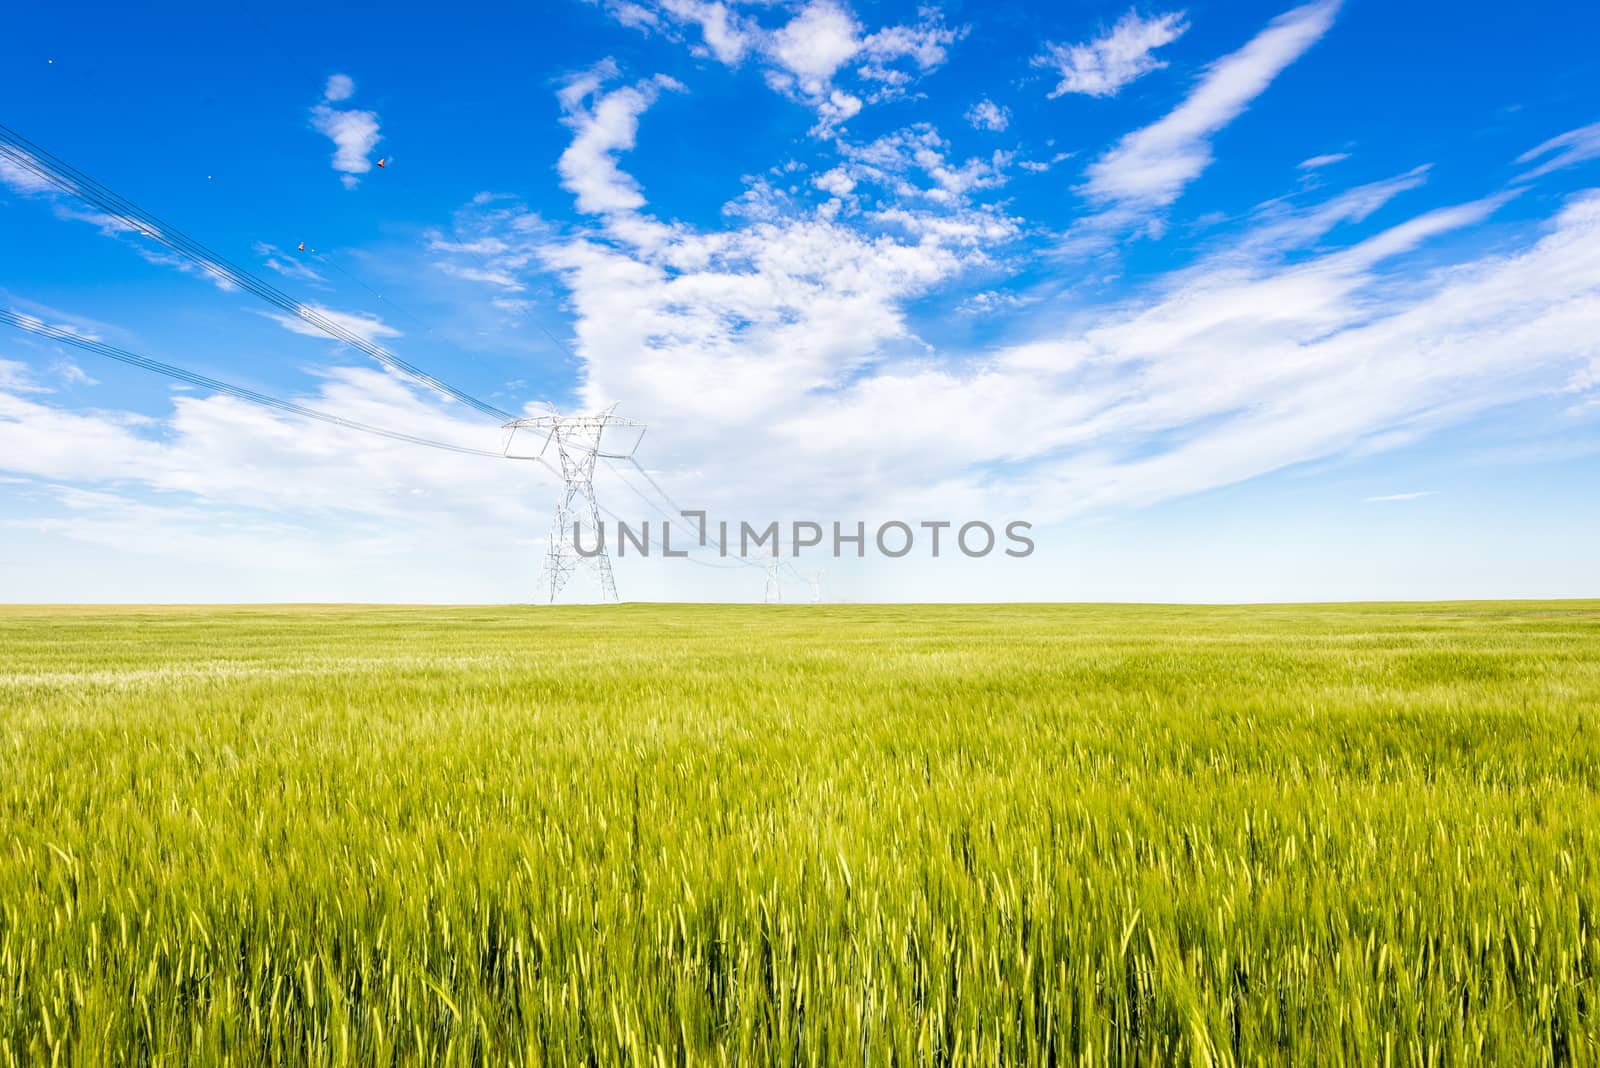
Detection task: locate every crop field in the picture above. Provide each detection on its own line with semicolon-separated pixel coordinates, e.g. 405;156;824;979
1;602;1598;1065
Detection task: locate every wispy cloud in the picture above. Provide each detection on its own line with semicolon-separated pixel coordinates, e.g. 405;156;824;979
265;304;401;346
1080;0;1340;232
1298;151;1350;170
1225;164;1430;258
0;155;54;195
1034;10;1188;99
0;155;236;290
1516;121;1600;182
255;243;327;283
0;359;46;394
0;341;98;394
435;261;526;291
1365;491;1438;502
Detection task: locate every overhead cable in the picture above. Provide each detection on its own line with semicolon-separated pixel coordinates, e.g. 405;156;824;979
0;124;515;422
0;310;505;457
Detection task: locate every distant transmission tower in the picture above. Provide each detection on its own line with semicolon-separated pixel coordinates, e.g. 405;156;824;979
764;560;783;603
503;404;644;604
805;568;825;604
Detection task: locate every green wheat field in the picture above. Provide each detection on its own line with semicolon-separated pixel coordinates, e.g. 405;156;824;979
2;602;1598;1065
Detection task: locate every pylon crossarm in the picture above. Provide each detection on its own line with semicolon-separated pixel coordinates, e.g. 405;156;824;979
501;423;558;460
502;413;646;460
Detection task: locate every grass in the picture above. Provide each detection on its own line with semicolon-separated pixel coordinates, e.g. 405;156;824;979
1;601;1598;1065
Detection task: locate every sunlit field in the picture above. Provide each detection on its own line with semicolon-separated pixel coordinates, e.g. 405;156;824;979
2;602;1597;1065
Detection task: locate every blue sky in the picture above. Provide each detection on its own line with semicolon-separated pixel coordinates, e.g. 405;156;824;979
1;0;1598;602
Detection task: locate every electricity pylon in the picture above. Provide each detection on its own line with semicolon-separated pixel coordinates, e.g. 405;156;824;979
764;560;783;603
805;568;825;604
502;404;644;604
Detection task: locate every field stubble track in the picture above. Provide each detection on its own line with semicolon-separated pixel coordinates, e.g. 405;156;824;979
1;602;1598;1065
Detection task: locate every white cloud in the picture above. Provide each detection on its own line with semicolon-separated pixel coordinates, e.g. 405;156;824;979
310;74;381;188
813;166;856;198
666;0;751;62
1299;151;1350;170
530;102;1600;524
1365;491;1437;502
594;0;958;136
557;65;684;216
502;108;1020;461
860;14;959;71
0;369;538;531
1082;1;1340;221
822;91;867;137
770;0;861;91
449;71;1585;532
977;192;1594;515
311;107;381;181
1516;121;1600;182
1018;151;1073;174
966;99;1010;132
323;73;356;102
1035;10;1188;99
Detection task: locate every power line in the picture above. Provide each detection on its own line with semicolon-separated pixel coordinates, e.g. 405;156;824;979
227;0;572;362
603;461;749;569
3;310;749;573
431;235;585;365
604;457;772;569
624;455;689;514
0;123;515;423
0;125;765;585
0;310;504;458
298;239;565;385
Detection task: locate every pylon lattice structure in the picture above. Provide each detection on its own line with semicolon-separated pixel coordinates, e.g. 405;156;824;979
502;404;645;604
805;569;825;604
763;560;783;603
